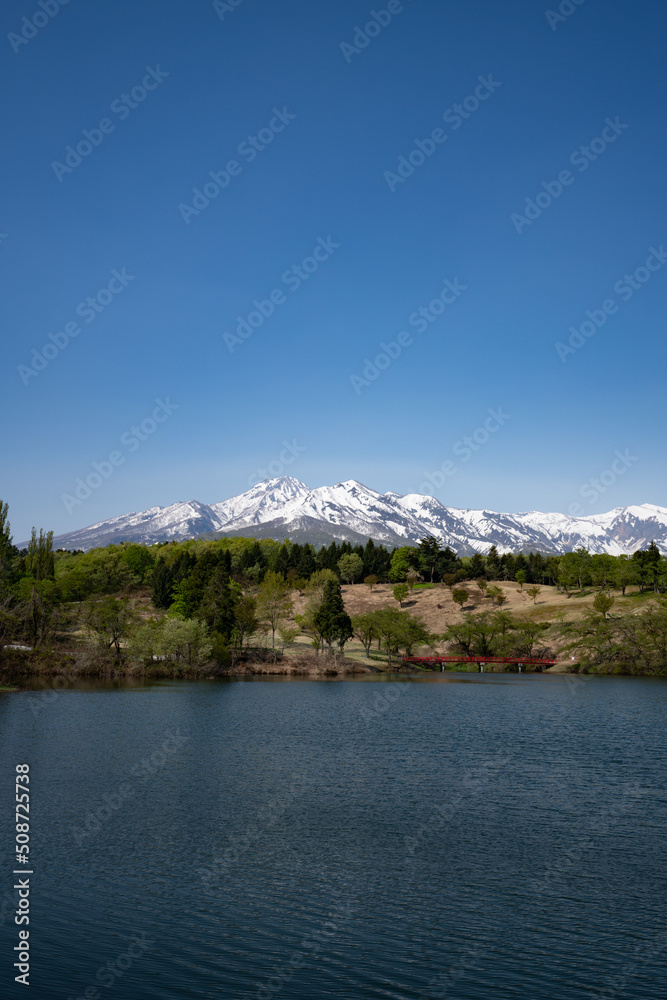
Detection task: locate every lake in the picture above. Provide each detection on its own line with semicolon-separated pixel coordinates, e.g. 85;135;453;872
1;673;665;999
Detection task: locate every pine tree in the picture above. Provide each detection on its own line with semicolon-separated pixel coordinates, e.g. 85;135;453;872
314;579;353;655
152;559;172;609
418;535;441;582
486;545;501;580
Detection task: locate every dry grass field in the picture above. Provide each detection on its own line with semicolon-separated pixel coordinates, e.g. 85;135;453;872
285;580;652;669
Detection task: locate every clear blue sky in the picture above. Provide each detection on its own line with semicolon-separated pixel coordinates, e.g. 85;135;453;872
2;0;666;542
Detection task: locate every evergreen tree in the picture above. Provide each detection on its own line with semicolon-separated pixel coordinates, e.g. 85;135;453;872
152;559;173;609
485;544;501;580
468;553;486;580
314;579;353;655
271;542;291;577
175;550;227;618
297;544;317;579
435;546;460;579
199;564;237;638
418;535;442;582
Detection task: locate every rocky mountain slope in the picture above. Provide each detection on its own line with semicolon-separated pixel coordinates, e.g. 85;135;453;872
43;478;667;555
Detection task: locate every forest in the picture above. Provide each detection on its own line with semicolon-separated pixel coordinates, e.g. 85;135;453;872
1;498;667;677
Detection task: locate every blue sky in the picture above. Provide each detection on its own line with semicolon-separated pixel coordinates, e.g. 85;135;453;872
2;0;666;543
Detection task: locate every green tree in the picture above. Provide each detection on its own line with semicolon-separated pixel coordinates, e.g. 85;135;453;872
351;612;378;658
468;553;486;581
418;535;441;583
26;528;54;581
364;574;378;592
515;570;527;592
485;545;501;580
338;553;364;585
526;586;541;604
121;544;155;583
314;579;353;655
151;558;173;609
389;546;414;582
159;617;212;666
306;568;339;601
0;500;14;583
442;610;517;658
81;596;138;661
129;616;212;667
613;556;637;596
393;584;409;607
367;608;433;667
366;608;405;668
256;570;294;650
16;578;65;649
230;596;259;661
452;588;468;610
198;565;237;637
294;599;327;654
593;592;615;619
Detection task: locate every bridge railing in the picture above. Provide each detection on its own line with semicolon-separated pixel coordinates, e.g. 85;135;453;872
402;656;557;666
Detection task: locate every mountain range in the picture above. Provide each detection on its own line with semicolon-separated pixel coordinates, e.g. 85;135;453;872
40;478;667;556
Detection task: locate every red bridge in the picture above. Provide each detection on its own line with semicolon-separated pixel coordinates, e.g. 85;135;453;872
403;656;557;671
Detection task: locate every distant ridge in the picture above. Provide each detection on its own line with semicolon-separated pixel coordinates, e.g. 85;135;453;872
38;478;667;555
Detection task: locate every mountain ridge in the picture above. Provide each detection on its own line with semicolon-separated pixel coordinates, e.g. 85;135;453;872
33;477;667;555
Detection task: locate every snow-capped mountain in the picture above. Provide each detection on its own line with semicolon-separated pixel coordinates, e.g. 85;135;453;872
42;478;667;555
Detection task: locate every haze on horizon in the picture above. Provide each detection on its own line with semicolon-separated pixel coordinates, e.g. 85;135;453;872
2;0;666;543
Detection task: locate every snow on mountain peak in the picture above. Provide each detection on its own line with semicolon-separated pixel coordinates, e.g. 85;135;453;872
45;478;667;555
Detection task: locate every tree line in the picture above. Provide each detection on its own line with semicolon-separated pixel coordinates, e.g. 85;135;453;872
1;498;666;675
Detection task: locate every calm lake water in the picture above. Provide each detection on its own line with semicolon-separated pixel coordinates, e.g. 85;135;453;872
1;673;666;1000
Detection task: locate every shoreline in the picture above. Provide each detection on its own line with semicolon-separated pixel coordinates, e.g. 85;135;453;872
1;648;661;690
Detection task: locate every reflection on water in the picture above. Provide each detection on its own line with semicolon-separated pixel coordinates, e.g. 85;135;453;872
1;674;665;999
